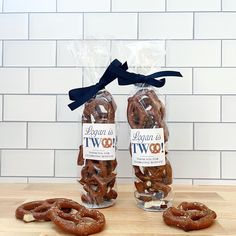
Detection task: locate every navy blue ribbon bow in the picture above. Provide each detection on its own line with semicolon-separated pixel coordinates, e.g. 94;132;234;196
68;59;128;110
116;67;182;88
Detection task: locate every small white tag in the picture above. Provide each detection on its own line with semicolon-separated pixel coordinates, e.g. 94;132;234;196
130;128;165;167
83;123;116;161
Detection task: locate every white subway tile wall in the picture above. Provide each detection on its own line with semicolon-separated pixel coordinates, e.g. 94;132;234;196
112;0;165;12
29;13;83;40
139;13;193;39
30;68;82;94
0;68;28;93
0;122;26;148
84;13;137;39
1;150;54;176
222;96;236;122
195;13;236;39
3;0;56;12
0;0;236;185
57;40;110;67
222;40;236;66
3;41;56;67
222;0;236;11
167;0;221;11
0;14;28;39
28;123;81;149
55;150;79;177
0;95;2;121
4;95;56;121
0;41;2;65
166;40;221;67
167;95;221;122
57;0;110;12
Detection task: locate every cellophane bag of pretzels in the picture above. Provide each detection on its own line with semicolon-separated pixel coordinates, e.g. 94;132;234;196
116;41;182;211
67;43;126;209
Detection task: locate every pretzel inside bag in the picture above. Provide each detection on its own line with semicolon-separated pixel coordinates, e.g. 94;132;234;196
163;202;217;231
78;90;118;207
128;89;172;205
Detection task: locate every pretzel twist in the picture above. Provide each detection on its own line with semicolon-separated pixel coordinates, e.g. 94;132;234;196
15;198;72;222
78;90;117;207
47;199;105;236
163;202;217;231
127;89;172;202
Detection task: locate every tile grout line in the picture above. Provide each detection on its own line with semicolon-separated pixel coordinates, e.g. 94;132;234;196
55;95;58;121
1;41;4;67
192;67;194;94
192;122;195;151
221;40;223;67
82;13;85;40
0;38;230;42
53;150;56;177
110;0;112;12
55;40;58;66
1;94;3;121
56;0;58;12
109;40;112;63
26;122;28;149
137;13;139;39
165;0;167;12
82;67;85;87
0;150;1;177
220;151;222;179
220;95;222;122
2;11;236;13
164;40;167;67
4;65;236;69
28;68;30;93
193;12;195;39
28;13;30;40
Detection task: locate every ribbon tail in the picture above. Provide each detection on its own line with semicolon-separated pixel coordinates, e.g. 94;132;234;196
68;85;98;111
149;71;183;79
68;100;83;111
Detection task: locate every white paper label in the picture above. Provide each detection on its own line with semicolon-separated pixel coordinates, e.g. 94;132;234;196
130;128;165;167
83;123;116;161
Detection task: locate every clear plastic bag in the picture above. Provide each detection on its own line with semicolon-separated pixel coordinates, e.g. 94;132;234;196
69;42;118;208
115;41;174;211
77;89;118;208
128;85;173;211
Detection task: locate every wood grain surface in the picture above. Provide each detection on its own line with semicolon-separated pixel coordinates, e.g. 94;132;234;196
0;183;235;235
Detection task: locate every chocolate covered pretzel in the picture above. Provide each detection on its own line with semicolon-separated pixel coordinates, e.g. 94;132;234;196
47;199;105;236
15;198;72;222
128;89;172;203
163;202;217;231
78;90;118;207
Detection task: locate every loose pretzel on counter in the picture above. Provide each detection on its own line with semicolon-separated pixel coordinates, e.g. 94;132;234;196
47;199;105;236
15;198;72;222
163;202;217;231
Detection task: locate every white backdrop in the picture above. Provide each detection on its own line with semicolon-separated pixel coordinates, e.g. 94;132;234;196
0;0;236;185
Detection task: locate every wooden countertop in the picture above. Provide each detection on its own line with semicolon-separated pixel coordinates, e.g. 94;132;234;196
0;183;235;235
